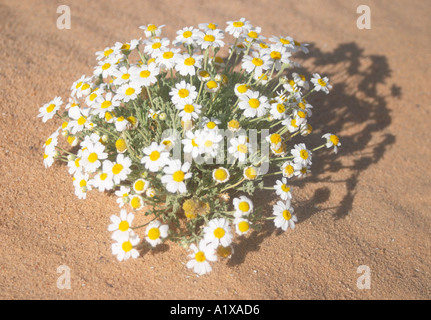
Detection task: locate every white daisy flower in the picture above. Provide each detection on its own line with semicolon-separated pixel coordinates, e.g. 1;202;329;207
129;194;145;211
292;73;310;90
87;88;105;109
244;26;265;43
174;26;203;46
212;167;230;184
143;37;170;57
156;47;181;69
112;66;132;86
198;22;219;32
197;29;225;49
201;117;221;131
203;218;233;248
291;143;312;167
311;73;332;94
145;220;169;247
73;172;91;200
103;154;132;184
272;200;297;231
38;96;62;123
262;43;291;71
141;142;170;172
93;92;121;118
182;130;202;159
196;129;223;158
95;46;118;61
322;133;341;154
226;18;252;38
139;23;165;38
234;83;251;97
228;135;250;163
108;209;135;241
43;150;55;168
117;83;142;103
274;177;292;201
238;90;270;118
234;218;251;236
177;103;201;121
282;116;301;133
282;161;295;178
115;186;131;208
132;178;149;194
130;63;160;87
114;116;130;132
161;160;192;194
68;106;93;134
270;100;288;120
111;232;140;262
43;129;59;154
241;51;271;77
91;170;114;192
169;81;197;106
269;35;295;51
204;80;220;93
186;240;217;276
94;60;116;78
70;75;88;98
293;162;311;178
243;165;259;180
80;141;108;173
233;196;253;218
175;53;203;76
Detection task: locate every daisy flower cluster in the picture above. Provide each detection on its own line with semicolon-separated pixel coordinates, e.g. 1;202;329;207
39;19;340;275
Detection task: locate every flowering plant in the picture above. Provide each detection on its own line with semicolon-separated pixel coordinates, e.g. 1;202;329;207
39;19;340;275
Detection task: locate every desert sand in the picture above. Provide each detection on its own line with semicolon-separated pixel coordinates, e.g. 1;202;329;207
0;0;430;300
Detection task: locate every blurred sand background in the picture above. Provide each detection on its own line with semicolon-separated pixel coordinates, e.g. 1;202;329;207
0;0;430;299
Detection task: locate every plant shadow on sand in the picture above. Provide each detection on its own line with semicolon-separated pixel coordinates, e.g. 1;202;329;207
228;42;399;267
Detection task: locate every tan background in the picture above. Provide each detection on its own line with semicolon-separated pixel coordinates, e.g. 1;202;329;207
0;0;430;299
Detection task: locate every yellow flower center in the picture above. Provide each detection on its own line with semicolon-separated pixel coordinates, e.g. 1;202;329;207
77;116;86;125
46;104;56;113
237;144;248;154
102;63;111;70
178;89;189;98
134;180;146;191
204;140;213;148
152;42;161;49
88;152;98;163
195;251;206;262
252;57;264;66
300;149;309;160
130;196;142;209
45;138;52;146
198;70;210;78
277;103;285;113
122;241;133;252
317;78;327;87
100;173;108;181
104;49;113;57
112;163;123;175
281;184;290;193
184;104;194;113
149;150;160;161
214;168;228;181
173;170;185;182
280;38;290;45
244;167;257;180
270;134;282;145
148;227;160;240
206;121;216;129
238;201;250;212
118;221;129;232
79;179;86;188
282;210;292;221
147;24;157;32
74;158;80;167
297;111;306;118
101;100;112;109
206;80;218;89
248;31;258;39
213;227;225;239
140;70;151;78
284;164;294;176
81;83;90;91
233;21;244;28
204;34;215;42
248;98;260;109
330;135;339;145
75;81;83;89
191;138;198;147
183;30;193;38
184;57;195;66
238;221;250;233
125;87;135;96
237;84;248;94
115;138;127;152
270;51;281;60
121;43;131;51
228;119;240;129
163;51;174;59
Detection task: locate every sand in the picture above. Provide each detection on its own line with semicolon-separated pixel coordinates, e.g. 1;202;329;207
0;0;430;300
